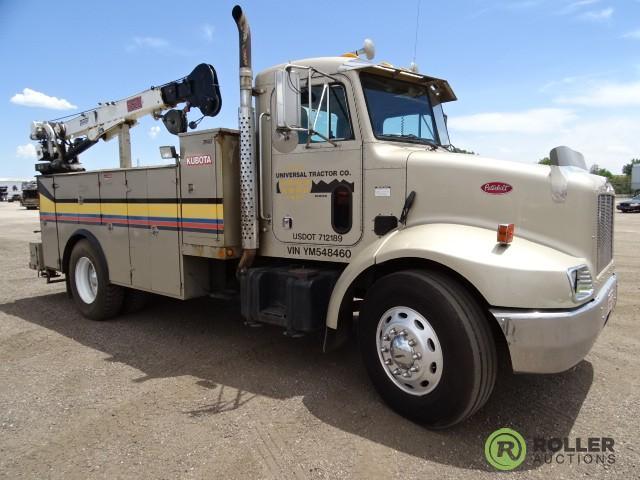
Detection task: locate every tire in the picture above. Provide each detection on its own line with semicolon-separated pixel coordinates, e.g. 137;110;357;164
122;288;152;314
68;239;124;320
358;270;497;428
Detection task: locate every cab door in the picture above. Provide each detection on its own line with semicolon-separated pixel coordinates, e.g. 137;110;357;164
271;77;362;249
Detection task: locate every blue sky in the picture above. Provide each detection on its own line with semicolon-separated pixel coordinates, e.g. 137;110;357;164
2;0;639;178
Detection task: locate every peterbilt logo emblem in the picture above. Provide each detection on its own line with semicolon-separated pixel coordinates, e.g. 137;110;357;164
185;155;212;166
481;182;513;195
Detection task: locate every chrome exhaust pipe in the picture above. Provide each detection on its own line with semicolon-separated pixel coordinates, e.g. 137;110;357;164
232;5;259;273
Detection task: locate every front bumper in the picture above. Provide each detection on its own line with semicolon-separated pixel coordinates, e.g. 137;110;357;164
490;274;617;374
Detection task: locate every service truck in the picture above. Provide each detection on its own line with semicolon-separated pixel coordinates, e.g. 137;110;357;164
20;181;39;210
27;5;617;428
632;163;640;194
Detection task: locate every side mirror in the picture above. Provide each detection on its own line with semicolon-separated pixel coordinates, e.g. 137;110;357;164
275;69;301;130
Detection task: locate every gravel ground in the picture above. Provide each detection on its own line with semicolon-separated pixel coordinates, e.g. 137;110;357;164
0;201;638;479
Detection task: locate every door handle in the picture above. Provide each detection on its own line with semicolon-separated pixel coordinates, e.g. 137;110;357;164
151;225;159;235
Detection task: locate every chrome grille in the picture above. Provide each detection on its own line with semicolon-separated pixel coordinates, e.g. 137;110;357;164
596;194;614;273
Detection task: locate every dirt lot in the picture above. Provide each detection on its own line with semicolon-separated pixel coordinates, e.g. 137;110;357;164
0;201;638;479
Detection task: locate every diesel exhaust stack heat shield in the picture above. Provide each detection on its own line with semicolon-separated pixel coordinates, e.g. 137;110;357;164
232;4;259;273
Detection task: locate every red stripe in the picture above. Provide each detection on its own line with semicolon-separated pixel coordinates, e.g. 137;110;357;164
180;222;223;230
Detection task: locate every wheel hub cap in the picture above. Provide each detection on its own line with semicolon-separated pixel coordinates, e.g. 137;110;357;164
75;256;98;304
376;306;443;395
390;335;414;369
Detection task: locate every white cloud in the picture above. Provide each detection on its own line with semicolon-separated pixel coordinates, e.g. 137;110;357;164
10;88;77;110
622;29;640;40
16;144;37;159
558;0;600;15
449;113;639;174
554;81;640;107
202;24;214;43
578;7;613;21
126;36;190;56
448;108;577;134
149;126;161;139
132;36;169;49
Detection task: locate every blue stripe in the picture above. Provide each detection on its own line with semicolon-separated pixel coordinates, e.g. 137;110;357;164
182;227;225;234
180;217;223;224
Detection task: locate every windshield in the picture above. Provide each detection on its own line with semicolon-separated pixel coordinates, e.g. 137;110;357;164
360;72;450;147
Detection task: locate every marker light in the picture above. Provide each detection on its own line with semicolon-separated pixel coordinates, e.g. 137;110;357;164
497;224;515;244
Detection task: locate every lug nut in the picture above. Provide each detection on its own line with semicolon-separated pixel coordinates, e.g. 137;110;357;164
408;339;416;347
384;359;392;365
381;346;389;353
400;329;408;336
412;353;422;360
383;335;390;341
402;371;412;378
410;366;419;373
392;369;401;376
389;328;397;336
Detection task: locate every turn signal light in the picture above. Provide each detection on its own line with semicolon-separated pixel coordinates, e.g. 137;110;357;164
497;224;515;244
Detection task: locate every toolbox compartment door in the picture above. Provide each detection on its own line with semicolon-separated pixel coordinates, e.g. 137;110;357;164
37;176;60;270
126;170;152;291
99;171;131;285
147;167;182;296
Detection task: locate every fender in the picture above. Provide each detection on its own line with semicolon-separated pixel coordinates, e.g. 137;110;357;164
325;223;587;329
61;228;109;278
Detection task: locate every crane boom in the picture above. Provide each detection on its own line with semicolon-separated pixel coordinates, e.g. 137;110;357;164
30;63;222;174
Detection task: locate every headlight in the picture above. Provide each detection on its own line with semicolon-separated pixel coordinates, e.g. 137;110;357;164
567;265;594;302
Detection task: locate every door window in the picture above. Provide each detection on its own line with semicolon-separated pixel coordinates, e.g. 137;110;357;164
299;84;353;144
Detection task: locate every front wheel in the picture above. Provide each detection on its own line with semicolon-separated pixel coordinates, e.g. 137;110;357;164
69;239;124;320
359;270;497;428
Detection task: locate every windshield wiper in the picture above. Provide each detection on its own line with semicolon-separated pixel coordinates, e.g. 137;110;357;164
378;133;439;150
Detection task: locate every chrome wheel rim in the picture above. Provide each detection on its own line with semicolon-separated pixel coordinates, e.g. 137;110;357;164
376;306;443;395
75;257;98;304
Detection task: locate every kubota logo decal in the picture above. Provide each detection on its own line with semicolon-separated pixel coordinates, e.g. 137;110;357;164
481;182;513;195
185;155;212;166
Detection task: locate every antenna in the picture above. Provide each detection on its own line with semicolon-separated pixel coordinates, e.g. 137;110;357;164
411;0;421;72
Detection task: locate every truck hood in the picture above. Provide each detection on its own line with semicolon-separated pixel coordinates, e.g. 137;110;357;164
404;149;610;275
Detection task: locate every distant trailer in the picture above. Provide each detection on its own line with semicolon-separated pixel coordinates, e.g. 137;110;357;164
632;164;640;193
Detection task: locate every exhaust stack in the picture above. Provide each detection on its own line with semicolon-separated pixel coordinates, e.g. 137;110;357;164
232;5;259;272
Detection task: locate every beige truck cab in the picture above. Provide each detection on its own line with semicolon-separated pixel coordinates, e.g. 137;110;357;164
28;5;617;428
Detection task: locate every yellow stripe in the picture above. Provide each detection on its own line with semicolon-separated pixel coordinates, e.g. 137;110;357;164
100;203;128;216
78;202;99;215
39;195;55;212
45;200;223;220
55;202;78;214
181;203;223;219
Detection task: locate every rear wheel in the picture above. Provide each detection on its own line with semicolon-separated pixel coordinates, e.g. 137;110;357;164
69;239;123;320
359;270;497;428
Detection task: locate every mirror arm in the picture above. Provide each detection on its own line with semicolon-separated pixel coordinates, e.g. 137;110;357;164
305;129;338;148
